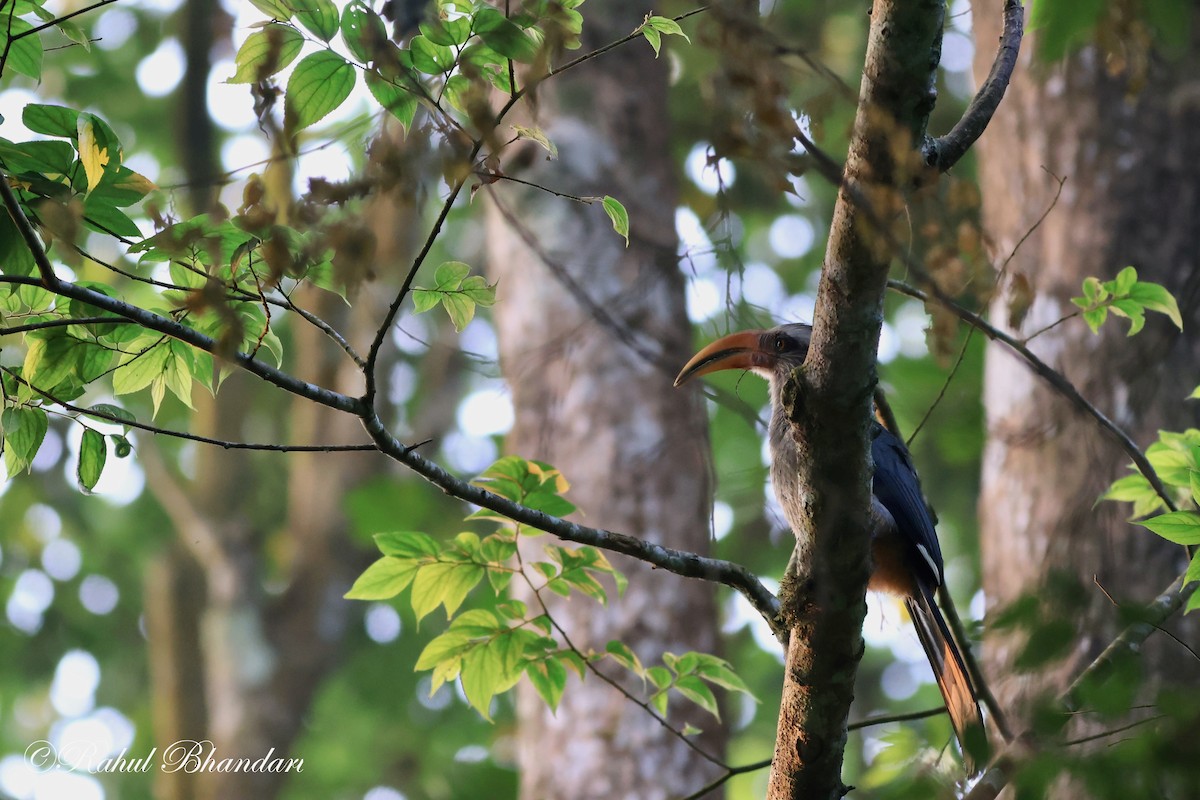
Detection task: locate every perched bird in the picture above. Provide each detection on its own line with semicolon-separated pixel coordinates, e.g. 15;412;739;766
674;322;986;772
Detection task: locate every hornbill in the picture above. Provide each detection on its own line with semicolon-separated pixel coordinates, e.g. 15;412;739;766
674;322;986;772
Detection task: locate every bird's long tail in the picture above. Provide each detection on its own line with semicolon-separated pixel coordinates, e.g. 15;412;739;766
905;587;988;774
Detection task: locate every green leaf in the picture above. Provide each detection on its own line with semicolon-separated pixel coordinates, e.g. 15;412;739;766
1127;281;1183;331
365;72;418;127
2;406;48;475
292;0;339;41
248;0;293;18
605;640;643;676
1082;307;1107;334
285;50;356;132
602;195;629;246
645;665;672;690
640;26;661;56
411;560;485;622
693;653;756;697
344;556;421;599
22;104;80;139
420;16;472;46
1136;511;1200;545
1110;266;1137;295
460;629;525;719
474;7;539;62
410;289;441;314
408;35;455;74
227;24;305;83
0;138;75;177
341;1;389;63
110;434;132;458
441;292;475;332
77;427;106;492
673;675;720;719
434;261;470;288
5;18;44;80
23;333;78;390
83;199;141;238
87;403;135;428
525;656;568;711
113;341;171;397
374;530;440;559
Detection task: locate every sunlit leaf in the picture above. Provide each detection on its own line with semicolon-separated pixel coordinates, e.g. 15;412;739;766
5;18;43;80
474;7;539;62
285;50;356;132
77;427;106;492
1136;510;1200;545
408;35;455;74
2;406;48;475
22;104;80;139
228;24;305;84
344;556;421;599
341;1;389;62
525;657;568;711
364;72;418;127
602;195;629;246
292;0;339;41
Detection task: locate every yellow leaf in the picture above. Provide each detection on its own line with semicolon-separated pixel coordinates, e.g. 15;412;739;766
113;170;157;195
77;117;109;193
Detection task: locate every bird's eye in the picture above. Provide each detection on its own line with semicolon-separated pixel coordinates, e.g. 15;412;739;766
774;335;788;353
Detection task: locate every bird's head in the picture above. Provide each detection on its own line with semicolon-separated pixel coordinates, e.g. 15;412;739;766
673;323;813;388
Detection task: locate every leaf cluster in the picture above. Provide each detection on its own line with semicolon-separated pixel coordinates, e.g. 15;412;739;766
1071;266;1182;336
344;455;755;726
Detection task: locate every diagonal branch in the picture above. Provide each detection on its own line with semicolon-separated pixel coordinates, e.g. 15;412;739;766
358;411;786;640
923;0;1025;172
886;279;1176;512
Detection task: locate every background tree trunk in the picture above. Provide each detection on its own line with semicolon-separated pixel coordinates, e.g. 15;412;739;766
485;3;726;798
144;11;420;792
971;0;1200;775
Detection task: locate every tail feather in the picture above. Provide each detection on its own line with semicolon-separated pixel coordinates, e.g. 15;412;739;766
905;589;987;774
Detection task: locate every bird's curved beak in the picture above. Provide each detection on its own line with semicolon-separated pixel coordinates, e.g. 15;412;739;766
673;330;771;387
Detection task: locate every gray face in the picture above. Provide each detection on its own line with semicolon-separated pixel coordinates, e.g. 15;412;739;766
762;323;812;379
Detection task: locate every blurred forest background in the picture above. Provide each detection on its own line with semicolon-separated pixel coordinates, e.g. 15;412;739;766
1;1;1198;799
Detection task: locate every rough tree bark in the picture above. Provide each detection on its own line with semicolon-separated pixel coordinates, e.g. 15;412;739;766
484;2;725;798
972;0;1200;785
764;1;948;797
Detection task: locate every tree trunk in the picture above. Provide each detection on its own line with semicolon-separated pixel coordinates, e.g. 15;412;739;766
972;0;1200;778
485;3;725;798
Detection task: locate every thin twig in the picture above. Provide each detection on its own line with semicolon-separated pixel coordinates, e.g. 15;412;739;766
887;279;1177;514
0;316;124;335
521;568;725;768
3;367;376;453
10;0;122;41
677;707;948;800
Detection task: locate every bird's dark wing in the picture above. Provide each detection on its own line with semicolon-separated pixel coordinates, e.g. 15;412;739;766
870;423;944;588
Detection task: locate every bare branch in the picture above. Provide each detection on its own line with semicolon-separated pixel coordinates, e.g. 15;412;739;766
923;0;1025;172
0;316;124;335
3;367;376;453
